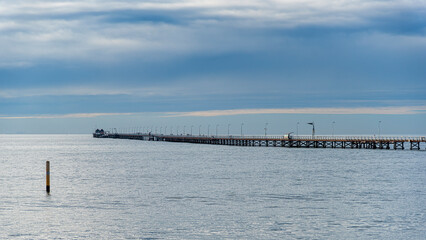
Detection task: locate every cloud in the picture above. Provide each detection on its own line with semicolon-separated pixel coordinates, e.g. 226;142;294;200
3;105;424;120
0;79;257;98
166;106;426;117
2;1;422;27
0;0;424;64
0;61;33;68
0;112;134;119
0;87;130;98
0;0;424;118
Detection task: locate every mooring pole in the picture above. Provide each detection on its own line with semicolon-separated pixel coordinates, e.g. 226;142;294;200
46;161;50;193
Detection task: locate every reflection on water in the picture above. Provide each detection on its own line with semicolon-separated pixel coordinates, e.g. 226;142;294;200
0;135;425;239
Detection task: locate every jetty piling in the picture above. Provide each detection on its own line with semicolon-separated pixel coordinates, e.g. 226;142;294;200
46;161;50;194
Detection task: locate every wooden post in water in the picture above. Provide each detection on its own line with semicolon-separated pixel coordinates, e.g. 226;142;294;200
46;161;50;193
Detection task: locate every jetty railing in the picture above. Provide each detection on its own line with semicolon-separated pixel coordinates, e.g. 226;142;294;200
126;133;425;142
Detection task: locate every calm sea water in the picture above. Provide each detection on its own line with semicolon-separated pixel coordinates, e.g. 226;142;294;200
0;134;425;239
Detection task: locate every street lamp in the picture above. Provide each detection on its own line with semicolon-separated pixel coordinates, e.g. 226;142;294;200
264;123;268;136
297;122;299;137
307;122;315;138
378;121;382;138
184;125;186;135
228;124;231;136
208;124;210;136
177;126;179;135
199;125;201;136
241;123;244;136
332;121;335;137
216;124;219;136
165;126;167;135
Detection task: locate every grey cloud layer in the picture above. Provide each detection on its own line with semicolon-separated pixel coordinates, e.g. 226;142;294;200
1;0;425;64
1;0;425;117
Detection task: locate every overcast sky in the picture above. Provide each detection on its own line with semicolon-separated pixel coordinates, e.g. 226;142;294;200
0;0;425;134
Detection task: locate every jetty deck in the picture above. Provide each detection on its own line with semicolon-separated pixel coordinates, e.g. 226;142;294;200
94;132;426;151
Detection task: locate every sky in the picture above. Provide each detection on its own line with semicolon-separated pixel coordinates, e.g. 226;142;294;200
0;0;425;135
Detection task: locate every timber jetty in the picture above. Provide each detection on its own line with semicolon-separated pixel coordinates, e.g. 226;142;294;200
93;130;426;150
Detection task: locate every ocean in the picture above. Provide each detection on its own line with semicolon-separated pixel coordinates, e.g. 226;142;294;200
1;134;425;239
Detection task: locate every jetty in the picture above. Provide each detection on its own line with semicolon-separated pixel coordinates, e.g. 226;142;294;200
93;130;426;151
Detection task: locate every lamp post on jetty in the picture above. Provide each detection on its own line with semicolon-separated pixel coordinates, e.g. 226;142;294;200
170;126;173;135
177;126;179;135
307;122;315;139
208;125;210;136
184;125;186;135
241;123;244;136
332;121;335;137
216;124;219;136
199;125;201;136
297;122;299;137
191;125;194;135
264;123;268;136
228;124;231;136
165;126;167;135
378;121;382;138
